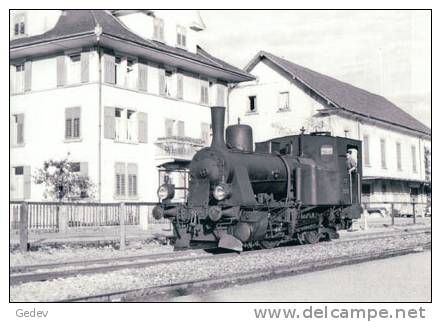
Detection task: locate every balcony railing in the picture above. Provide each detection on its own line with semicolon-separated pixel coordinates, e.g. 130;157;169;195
155;136;206;160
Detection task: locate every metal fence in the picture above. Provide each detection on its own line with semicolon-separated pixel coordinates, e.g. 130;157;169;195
10;201;167;232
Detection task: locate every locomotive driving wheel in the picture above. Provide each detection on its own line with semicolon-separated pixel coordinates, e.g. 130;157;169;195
297;230;320;245
259;240;280;249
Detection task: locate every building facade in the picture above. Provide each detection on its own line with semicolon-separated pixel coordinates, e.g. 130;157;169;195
229;51;431;214
10;10;253;202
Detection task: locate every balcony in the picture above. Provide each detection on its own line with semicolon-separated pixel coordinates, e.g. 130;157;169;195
155;136;206;161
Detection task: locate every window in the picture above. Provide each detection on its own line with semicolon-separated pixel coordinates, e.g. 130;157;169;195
126;59;137;89
115;163;138;198
10;165;30;200
11;114;24;145
67;54;81;84
70;162;81;173
248;95;257;112
380;139;387;169
201;122;210;144
13;64;25;93
200;79;209;105
104;107;147;143
381;182;387;193
114;108;138;142
165;70;173;97
176;25;187;48
115;56;124;86
363;135;370;166
153;17;165;42
411;145;417;173
278;92;290;111
13;13;26;37
65;107;81;140
396;142;402;171
361;184;371;196
165;119;185;137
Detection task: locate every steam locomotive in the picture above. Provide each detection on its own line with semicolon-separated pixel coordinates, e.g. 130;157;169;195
152;106;362;251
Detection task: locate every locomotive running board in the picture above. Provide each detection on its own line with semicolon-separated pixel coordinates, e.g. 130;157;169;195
218;234;243;252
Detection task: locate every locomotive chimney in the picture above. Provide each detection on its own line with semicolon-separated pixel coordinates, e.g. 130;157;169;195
210;106;226;148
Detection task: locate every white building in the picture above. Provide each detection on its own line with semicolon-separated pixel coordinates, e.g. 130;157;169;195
229;51;431;211
10;10;253;202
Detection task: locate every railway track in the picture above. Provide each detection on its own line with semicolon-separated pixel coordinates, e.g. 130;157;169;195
10;228;430;288
66;241;431;302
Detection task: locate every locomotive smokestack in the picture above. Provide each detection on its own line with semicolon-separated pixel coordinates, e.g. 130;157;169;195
210;106;226;148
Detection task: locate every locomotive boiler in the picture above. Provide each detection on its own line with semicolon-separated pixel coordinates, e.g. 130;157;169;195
152;106;362;251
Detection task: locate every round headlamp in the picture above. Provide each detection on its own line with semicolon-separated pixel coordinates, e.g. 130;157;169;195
157;184;174;201
213;184;230;201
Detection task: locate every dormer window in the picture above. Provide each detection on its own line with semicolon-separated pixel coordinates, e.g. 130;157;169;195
176;25;187;48
153;17;164;42
13;13;26;37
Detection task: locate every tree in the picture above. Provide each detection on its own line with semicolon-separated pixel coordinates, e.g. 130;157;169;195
33;155;95;202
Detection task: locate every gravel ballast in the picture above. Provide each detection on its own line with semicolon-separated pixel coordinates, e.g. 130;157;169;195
10;232;430;302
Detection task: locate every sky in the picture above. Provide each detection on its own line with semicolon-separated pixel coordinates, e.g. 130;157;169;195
197;10;431;127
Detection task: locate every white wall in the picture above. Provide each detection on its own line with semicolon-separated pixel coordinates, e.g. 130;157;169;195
10;84;100;201
229;61;320;142
118;10;201;53
10;10;62;39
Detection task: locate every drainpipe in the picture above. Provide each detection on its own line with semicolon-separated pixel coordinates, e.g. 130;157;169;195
95;24;103;202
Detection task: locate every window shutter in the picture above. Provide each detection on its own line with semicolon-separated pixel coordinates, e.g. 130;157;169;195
115;162;126;196
127;163;138;196
81;51;90;83
104;106;116;139
56;55;66;87
104;54;116;84
23;165;31;200
165;119;174;137
158;68;166;95
24;61;32;91
177;121;185;137
80;162;88;176
16;114;24;144
216;84;225;106
138;112;148;143
176;73;183;99
138;62;148;91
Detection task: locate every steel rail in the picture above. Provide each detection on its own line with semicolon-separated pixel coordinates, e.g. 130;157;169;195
10;229;430;287
64;241;431;302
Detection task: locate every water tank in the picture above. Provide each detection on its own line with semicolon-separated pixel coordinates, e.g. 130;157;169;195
226;123;253;152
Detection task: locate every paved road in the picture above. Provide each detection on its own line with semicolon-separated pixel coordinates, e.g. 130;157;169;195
173;251;431;302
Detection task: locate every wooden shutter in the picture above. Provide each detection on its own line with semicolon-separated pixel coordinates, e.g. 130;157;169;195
16;114;24;144
81;51;90;83
23;165;31;200
176;73;183;99
177;121;185;137
363;135;370;166
138;112;148;143
138;62;148;91
158;68;166;95
80;162;89;176
104;54;116;84
216;84;225;106
165;119;174;137
56;55;66;87
24;61;32;91
104;106;116;139
115;162;126;196
127;163;138;196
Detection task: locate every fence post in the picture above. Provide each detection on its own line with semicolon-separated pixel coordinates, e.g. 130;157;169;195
19;202;29;252
119;202;126;250
412;202;416;224
58;204;68;233
391;203;395;226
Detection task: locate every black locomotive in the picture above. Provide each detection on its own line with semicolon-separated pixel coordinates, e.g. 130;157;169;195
153;106;362;251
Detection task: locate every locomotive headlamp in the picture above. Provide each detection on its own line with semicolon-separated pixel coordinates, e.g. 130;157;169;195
213;184;231;201
157;184;174;201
